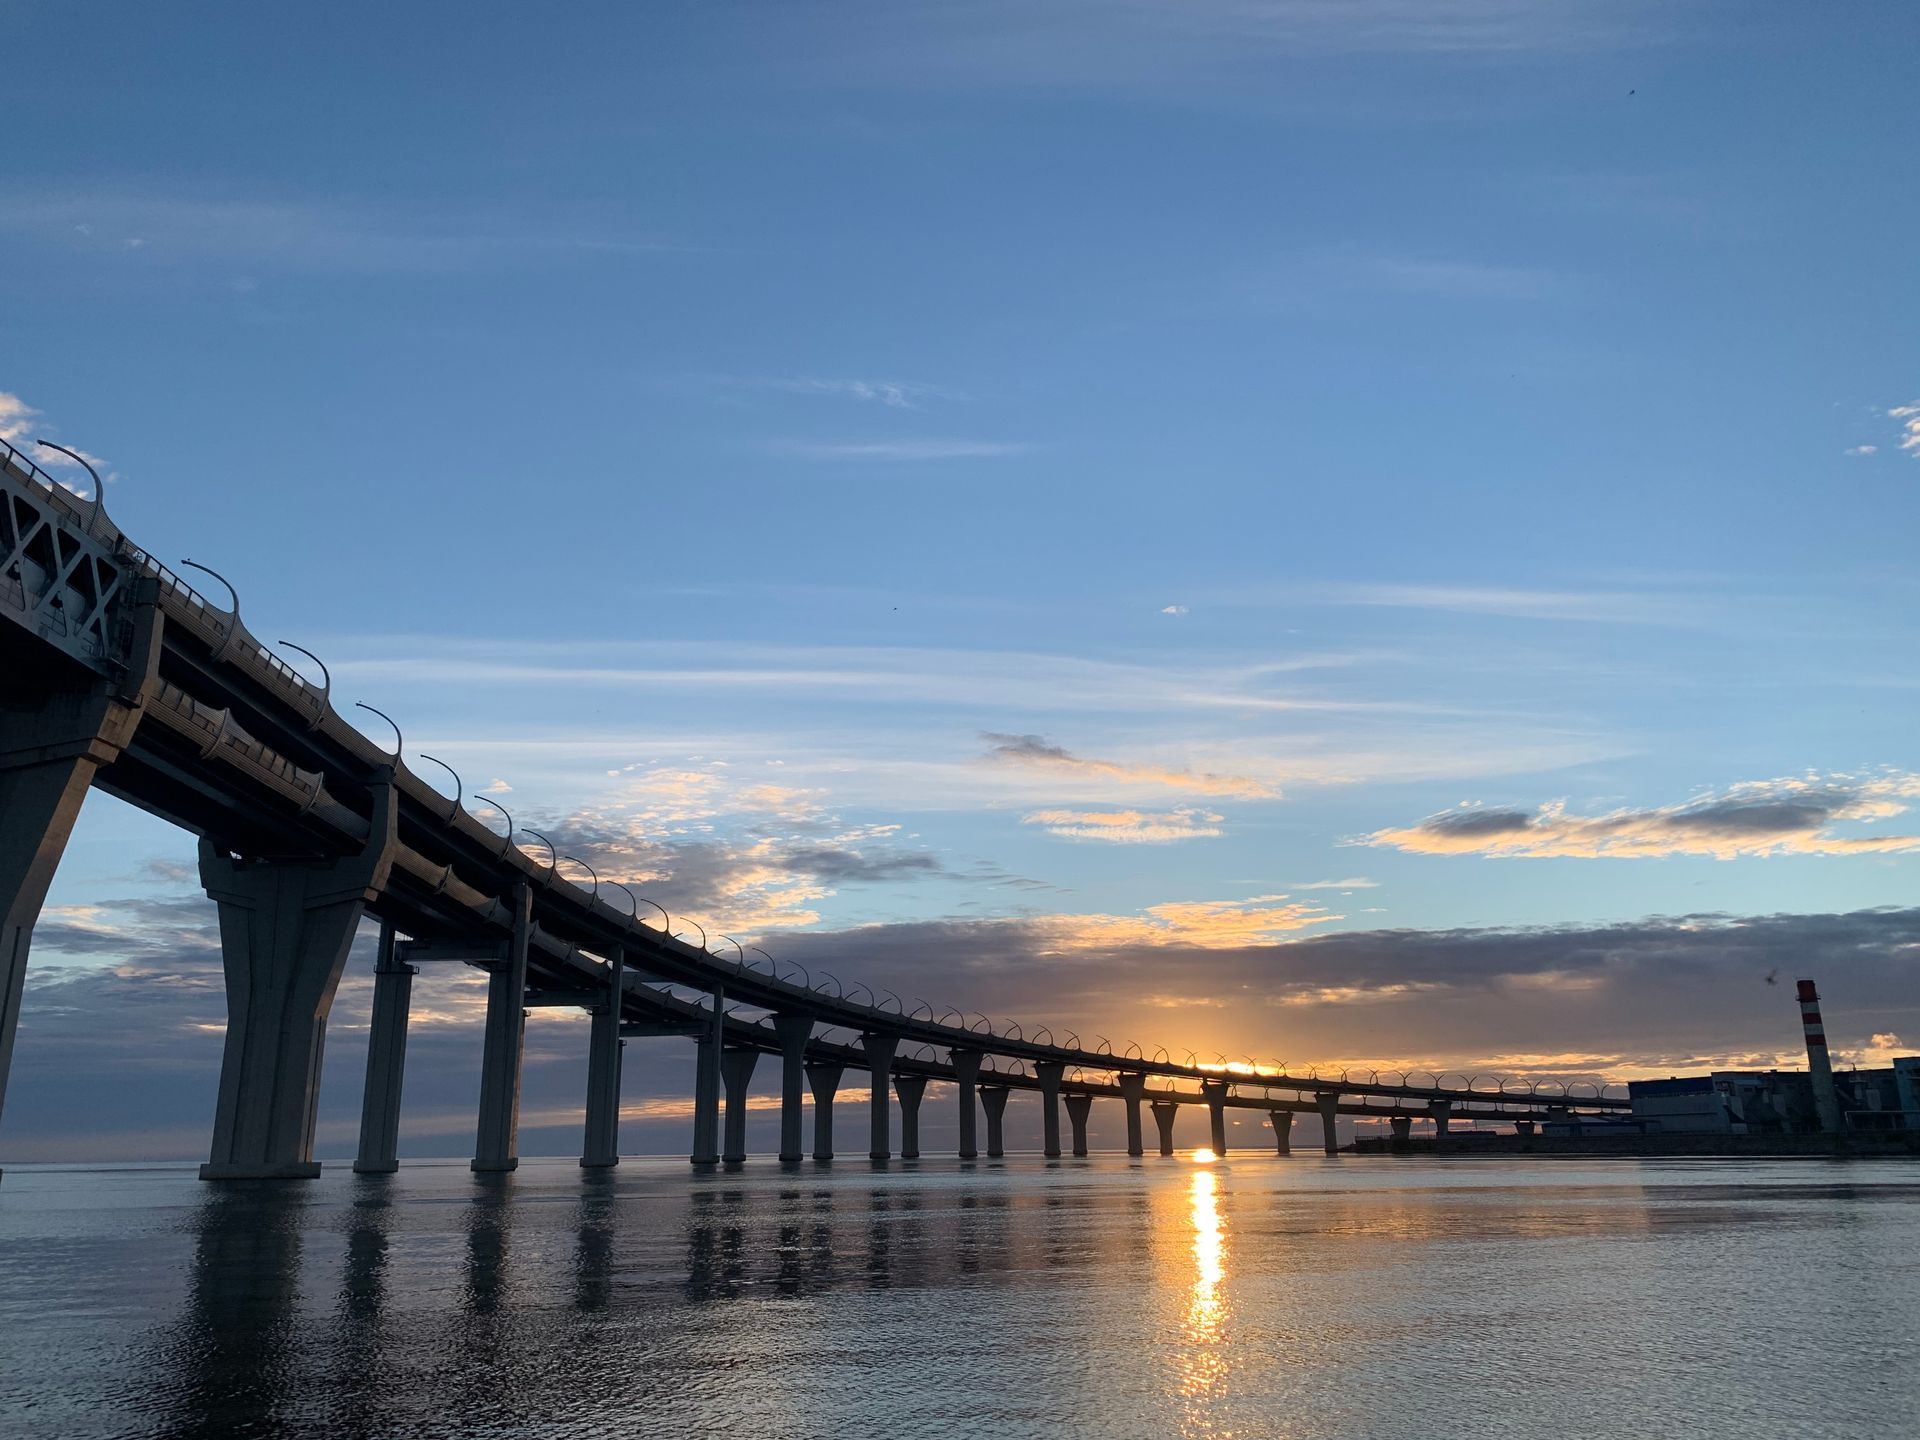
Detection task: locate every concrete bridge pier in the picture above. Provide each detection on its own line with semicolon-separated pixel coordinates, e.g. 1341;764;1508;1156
1117;1072;1147;1156
1428;1098;1453;1137
773;1014;813;1162
1315;1091;1340;1154
950;1049;982;1158
579;947;626;1169
863;1032;899;1159
1201;1080;1229;1156
0;598;157;1181
895;1073;927;1159
1515;1119;1536;1137
1150;1099;1179;1156
720;1047;759;1163
806;1060;843;1159
1269;1109;1292;1154
979;1084;1010;1157
472;884;533;1174
198;781;398;1182
1389;1116;1412;1144
690;986;724;1166
353;921;413;1174
1035;1060;1065;1157
1064;1092;1093;1156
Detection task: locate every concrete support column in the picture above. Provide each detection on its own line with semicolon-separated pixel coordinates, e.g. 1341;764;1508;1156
1064;1093;1093;1157
1515;1119;1536;1138
1201;1080;1229;1156
1315;1091;1340;1154
1389;1116;1412;1144
1428;1098;1453;1137
895;1073;927;1159
806;1060;843;1160
0;613;156;1179
353;921;413;1174
950;1049;982;1158
1034;1060;1065;1158
773;1014;813;1162
580;947;627;1169
473;883;532;1174
862;1032;899;1159
1117;1072;1147;1157
1150;1100;1179;1156
199;781;398;1182
1269;1109;1293;1154
979;1084;1010;1157
690;986;724;1166
720;1047;759;1163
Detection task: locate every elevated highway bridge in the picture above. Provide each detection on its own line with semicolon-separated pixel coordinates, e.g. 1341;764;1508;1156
0;437;1627;1180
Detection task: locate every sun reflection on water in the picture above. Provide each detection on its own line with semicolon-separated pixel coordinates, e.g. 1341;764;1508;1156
1178;1166;1230;1434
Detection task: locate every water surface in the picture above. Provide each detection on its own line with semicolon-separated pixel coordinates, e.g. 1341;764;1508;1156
1;1155;1915;1438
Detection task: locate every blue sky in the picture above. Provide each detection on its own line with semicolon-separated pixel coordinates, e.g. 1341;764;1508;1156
3;2;1917;1157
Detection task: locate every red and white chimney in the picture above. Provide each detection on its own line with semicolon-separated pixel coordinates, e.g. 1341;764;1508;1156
1797;979;1843;1133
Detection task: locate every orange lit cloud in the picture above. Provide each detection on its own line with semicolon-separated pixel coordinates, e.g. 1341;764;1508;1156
1366;771;1920;859
1037;894;1338;951
1022;807;1225;842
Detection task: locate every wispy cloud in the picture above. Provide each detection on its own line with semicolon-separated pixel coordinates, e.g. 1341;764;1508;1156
1844;445;1878;457
1294;876;1379;890
1366;771;1920;860
1890;401;1920;457
0;190;673;274
778;438;1026;460
982;732;1277;799
1022;807;1225;842
1307;581;1688;624
1356;254;1558;300
0;388;114;490
758;378;964;410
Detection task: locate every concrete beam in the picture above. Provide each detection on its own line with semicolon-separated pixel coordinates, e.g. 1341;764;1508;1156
393;938;507;966
352;921;412;1174
1117;1072;1147;1157
1064;1092;1093;1157
773;1013;813;1162
1315;1091;1340;1155
979;1084;1010;1158
619;1021;705;1039
895;1073;927;1159
862;1032;899;1159
1201;1079;1229;1156
580;947;627;1169
1150;1099;1179;1156
1269;1109;1292;1155
690;987;724;1166
470;883;532;1173
950;1048;982;1158
806;1060;843;1160
1034;1059;1064;1158
720;1046;758;1163
199;779;397;1182
0;639;155;1180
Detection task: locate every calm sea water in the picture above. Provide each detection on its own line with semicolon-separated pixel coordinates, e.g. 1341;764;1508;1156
0;1154;1915;1439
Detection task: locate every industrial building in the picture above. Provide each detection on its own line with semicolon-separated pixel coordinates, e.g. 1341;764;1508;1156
1626;983;1919;1137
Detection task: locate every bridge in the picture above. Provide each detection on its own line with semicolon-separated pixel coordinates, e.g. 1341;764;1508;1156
0;437;1629;1180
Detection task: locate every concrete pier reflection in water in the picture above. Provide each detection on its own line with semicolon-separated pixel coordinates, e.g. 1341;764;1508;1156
1;1156;1917;1439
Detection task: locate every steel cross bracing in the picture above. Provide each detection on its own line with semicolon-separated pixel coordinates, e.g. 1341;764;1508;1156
0;439;1625;1179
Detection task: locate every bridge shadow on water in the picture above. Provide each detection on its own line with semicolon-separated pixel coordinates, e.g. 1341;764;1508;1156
139;1159;1126;1439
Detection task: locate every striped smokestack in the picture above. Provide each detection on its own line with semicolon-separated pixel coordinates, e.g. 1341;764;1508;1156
1797;979;1842;1133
